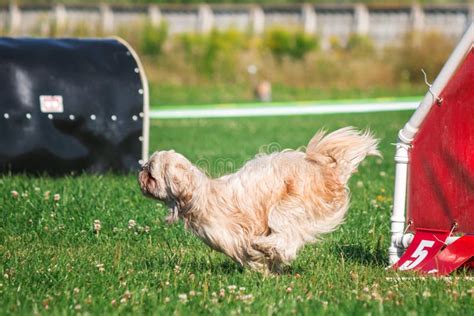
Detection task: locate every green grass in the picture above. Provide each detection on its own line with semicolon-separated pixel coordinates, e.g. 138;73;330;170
1;111;473;315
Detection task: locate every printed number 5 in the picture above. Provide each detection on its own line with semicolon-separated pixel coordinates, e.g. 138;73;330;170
399;240;435;270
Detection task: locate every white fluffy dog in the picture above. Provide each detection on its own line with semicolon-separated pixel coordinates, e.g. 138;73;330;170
139;127;379;273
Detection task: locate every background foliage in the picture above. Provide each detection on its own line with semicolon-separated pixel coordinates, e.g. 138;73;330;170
134;26;454;105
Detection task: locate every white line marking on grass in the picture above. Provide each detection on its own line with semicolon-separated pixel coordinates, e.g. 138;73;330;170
150;101;419;119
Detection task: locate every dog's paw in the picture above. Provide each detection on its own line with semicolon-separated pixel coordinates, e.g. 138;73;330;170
251;239;278;260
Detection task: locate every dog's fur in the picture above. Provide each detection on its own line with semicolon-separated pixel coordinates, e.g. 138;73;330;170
139;127;379;273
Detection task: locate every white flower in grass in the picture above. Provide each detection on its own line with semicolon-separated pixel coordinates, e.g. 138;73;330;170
53;193;60;201
119;290;132;304
173;265;181;274
356;180;364;188
128;219;137;229
227;285;237;292
96;263;105;272
44;191;51;200
144;225;150;233
164;297;170;303
379;171;387;177
123;290;132;299
178;293;187;302
11;190;18;198
239;294;254;304
322;301;328;310
93;220;101;233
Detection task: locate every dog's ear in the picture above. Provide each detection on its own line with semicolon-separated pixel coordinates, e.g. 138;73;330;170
164;160;195;204
138;167;157;196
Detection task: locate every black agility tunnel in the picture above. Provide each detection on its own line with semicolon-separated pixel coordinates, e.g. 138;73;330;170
0;37;149;174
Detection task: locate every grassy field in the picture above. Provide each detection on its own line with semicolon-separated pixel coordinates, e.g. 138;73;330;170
149;83;426;106
1;111;473;315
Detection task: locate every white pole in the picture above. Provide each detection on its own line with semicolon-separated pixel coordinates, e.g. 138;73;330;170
389;140;410;265
389;22;474;265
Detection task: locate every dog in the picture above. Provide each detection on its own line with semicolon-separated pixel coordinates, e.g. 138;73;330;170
138;127;379;273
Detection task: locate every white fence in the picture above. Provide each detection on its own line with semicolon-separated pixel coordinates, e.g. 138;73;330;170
1;3;473;45
149;100;419;119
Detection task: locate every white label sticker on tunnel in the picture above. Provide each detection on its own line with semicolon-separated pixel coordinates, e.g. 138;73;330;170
40;95;64;113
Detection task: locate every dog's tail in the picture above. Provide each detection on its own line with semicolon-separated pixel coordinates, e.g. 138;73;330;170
305;127;380;183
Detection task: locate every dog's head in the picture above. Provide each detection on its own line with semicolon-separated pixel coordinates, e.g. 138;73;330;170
138;150;199;222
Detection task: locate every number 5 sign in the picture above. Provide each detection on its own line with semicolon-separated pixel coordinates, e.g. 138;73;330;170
392;229;450;271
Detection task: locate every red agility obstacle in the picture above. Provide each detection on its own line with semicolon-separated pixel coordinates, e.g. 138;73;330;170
389;22;474;275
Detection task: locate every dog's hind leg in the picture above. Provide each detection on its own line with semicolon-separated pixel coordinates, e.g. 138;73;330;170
252;233;300;265
251;204;317;271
